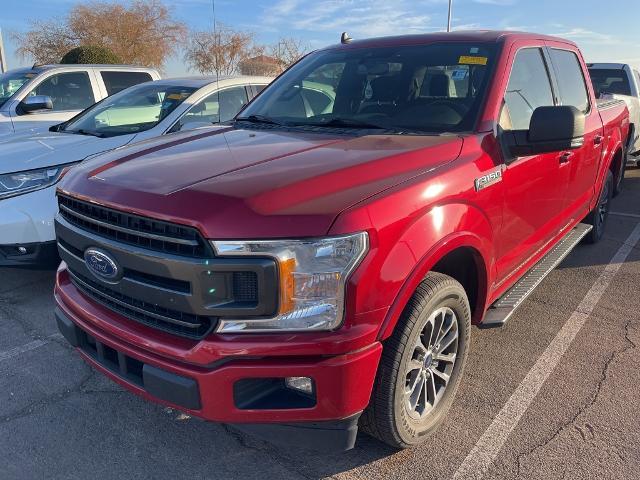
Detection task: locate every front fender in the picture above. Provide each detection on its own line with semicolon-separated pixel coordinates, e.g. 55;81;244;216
374;204;493;340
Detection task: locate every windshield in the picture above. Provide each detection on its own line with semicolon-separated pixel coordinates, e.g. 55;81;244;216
0;71;35;108
63;83;197;137
588;68;632;97
239;42;497;133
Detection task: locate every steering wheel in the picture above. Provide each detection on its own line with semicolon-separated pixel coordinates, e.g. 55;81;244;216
425;99;468;117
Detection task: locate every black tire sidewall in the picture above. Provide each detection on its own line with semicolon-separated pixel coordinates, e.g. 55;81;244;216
392;282;471;445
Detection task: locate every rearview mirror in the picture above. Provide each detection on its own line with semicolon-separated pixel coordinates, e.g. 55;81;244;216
504;105;585;158
20;95;53;114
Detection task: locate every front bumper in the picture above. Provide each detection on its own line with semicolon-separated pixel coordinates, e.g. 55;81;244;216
55;266;383;451
0;185;59;266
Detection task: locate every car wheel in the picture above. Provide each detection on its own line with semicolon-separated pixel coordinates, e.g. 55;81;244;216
613;147;626;197
361;272;471;448
584;170;613;244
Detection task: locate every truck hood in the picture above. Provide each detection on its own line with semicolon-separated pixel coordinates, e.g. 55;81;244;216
61;126;463;238
0;131;135;174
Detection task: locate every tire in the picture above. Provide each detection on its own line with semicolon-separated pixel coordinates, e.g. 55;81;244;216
584;170;613;244
613;146;626;197
361;272;471;448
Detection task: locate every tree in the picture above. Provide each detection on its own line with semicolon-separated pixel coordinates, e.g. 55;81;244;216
268;37;309;70
184;24;257;76
61;45;122;64
13;0;186;68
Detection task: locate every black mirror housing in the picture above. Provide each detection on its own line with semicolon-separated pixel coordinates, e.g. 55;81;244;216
505;105;586;157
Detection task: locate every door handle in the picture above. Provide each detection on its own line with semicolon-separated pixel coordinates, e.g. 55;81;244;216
559;152;572;164
594;135;604;145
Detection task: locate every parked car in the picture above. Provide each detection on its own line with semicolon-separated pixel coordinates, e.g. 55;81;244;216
0;75;272;266
53;31;628;452
0;64;160;138
588;63;640;168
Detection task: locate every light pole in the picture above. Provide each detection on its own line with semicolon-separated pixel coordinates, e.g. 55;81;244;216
0;29;6;73
447;0;453;32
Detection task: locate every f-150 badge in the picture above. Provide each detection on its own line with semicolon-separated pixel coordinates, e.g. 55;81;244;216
474;169;502;191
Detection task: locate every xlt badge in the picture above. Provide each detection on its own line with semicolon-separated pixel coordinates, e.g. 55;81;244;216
474;169;502;192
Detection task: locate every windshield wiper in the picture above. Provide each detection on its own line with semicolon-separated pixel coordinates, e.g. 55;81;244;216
294;118;388;130
235;114;286;126
66;129;106;138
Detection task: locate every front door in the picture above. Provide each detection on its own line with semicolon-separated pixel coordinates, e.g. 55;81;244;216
10;71;97;135
495;45;571;285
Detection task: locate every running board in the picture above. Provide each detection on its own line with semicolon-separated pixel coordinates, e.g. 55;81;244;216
482;223;593;327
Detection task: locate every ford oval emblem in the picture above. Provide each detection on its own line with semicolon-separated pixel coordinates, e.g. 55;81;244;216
84;247;121;282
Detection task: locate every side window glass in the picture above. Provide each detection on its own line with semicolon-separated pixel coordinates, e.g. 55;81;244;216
549;49;589;113
218;86;249;122
25;72;95;112
501;48;554;130
101;71;153;96
175;86;249;132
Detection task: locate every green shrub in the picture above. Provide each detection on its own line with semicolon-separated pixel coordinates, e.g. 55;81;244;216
60;46;122;65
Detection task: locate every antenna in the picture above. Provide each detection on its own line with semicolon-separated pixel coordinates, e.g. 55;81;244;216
341;32;353;44
447;0;453;32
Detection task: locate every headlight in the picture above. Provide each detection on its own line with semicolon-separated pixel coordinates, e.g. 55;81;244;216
211;232;369;333
0;163;76;200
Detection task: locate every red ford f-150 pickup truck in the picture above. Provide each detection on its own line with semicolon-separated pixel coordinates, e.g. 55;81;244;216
53;31;629;451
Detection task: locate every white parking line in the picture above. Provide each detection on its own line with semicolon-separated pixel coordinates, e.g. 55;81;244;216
0;334;63;363
611;211;640;219
452;222;640;480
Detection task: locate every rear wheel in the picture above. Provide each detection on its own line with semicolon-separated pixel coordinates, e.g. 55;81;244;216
613;146;626;196
361;272;471;448
584;170;613;244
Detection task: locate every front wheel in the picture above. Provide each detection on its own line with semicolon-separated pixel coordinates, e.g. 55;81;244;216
361;272;471;448
584;170;613;244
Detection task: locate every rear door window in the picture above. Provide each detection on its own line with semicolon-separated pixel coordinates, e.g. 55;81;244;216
101;71;154;96
501;48;555;130
24;71;95;112
549;49;590;113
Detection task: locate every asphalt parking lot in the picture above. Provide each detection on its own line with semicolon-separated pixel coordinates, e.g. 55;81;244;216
1;168;640;480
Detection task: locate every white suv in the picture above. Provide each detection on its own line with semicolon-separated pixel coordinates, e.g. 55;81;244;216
0;64;160;138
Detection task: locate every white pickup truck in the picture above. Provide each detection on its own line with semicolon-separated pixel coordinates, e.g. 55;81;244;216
588;63;640;166
0;64;160;138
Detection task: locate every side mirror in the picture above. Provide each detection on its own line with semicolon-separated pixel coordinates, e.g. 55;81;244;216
20;95;53;113
504;105;585;158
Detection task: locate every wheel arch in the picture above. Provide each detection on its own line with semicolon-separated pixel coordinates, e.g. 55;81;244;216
376;232;491;342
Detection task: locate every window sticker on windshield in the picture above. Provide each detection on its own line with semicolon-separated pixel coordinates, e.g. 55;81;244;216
451;69;468;80
459;55;488;66
470;47;480;54
166;93;189;100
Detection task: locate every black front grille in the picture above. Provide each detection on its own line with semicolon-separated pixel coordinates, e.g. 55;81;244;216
69;269;215;339
58;195;213;258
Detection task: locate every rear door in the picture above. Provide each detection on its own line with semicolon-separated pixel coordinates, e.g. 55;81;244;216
495;45;571;284
9;70;98;134
546;45;603;220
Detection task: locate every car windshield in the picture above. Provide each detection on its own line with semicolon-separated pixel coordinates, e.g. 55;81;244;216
0;70;35;108
588;68;632;97
239;42;496;133
63;83;197;137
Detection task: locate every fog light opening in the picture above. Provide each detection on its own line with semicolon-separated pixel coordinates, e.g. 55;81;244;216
285;376;314;395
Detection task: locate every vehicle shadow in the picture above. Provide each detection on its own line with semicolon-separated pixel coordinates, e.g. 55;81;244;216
557;170;640;271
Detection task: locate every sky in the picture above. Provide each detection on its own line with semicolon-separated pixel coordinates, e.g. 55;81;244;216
1;0;639;75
